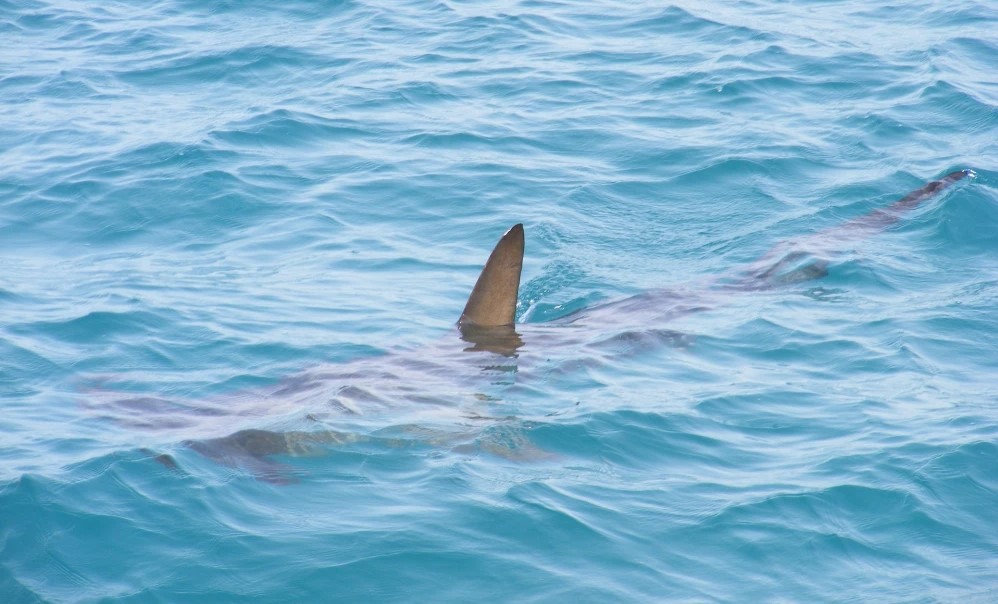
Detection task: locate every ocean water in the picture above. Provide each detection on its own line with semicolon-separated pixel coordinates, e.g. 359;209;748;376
2;0;997;601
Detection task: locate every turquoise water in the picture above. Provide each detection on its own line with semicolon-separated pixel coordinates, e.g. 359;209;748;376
2;0;998;601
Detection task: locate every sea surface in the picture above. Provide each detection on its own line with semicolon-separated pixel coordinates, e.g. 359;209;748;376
2;1;997;602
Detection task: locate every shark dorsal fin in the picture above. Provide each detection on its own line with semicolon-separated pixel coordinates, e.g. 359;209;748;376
458;223;524;327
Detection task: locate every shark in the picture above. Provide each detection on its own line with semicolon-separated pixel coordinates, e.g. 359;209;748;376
90;170;973;482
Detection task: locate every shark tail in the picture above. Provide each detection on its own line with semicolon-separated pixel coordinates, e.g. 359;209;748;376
734;169;974;290
846;169;974;232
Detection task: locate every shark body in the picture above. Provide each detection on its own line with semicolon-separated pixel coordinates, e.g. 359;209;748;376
92;170;973;481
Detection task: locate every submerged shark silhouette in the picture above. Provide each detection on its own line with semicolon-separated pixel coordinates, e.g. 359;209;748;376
100;170;971;482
